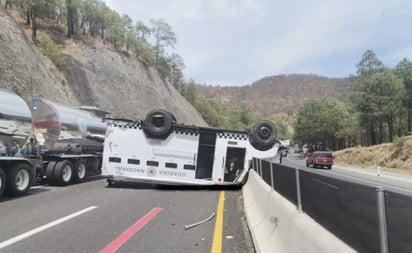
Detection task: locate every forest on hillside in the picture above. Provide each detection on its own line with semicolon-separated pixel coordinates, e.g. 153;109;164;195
294;50;412;150
3;1;412;151
180;50;412;151
1;0;269;134
2;0;185;88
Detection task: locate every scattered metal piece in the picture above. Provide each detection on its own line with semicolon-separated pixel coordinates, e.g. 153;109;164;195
184;212;216;230
270;216;279;226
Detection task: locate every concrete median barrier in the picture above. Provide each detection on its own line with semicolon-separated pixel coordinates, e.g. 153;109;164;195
242;170;355;253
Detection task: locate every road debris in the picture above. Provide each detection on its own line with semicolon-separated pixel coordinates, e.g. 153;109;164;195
184;212;216;230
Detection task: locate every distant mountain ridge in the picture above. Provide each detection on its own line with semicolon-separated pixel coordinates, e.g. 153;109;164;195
196;74;351;119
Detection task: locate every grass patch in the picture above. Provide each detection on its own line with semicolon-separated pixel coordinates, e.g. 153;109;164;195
334;135;412;174
36;35;65;68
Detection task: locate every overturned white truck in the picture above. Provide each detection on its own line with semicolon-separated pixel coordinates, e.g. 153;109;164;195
102;109;279;186
0;89;106;198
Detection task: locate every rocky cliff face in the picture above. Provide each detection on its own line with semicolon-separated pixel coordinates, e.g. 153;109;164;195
0;8;206;126
0;8;77;105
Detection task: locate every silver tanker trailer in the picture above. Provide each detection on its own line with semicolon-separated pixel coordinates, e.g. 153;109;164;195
0;89;106;198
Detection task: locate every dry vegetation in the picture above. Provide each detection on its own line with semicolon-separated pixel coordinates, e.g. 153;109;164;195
333;135;412;174
195;74;351;119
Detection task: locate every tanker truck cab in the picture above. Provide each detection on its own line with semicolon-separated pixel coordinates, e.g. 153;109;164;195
0;90;35;198
0;89;107;199
102;109;279;186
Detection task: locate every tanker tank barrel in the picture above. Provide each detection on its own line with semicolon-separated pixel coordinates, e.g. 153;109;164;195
0;89;32;153
30;97;107;150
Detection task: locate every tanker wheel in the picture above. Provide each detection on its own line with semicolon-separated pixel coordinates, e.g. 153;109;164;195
45;161;57;185
0;168;6;198
53;160;74;186
72;159;87;183
106;177;114;187
6;163;34;196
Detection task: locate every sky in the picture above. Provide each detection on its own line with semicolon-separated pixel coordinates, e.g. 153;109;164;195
103;0;412;86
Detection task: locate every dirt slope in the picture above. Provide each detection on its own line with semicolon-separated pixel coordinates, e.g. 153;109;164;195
333;136;412;174
0;7;206;125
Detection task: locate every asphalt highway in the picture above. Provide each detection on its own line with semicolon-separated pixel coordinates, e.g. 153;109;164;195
3;154;411;253
0;177;254;253
283;153;412;195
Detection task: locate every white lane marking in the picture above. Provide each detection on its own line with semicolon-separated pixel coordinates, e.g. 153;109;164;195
30;186;44;189
324;170;412;194
0;206;98;250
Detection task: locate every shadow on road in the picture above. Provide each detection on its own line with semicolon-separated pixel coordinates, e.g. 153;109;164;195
0;187;50;203
105;180;242;191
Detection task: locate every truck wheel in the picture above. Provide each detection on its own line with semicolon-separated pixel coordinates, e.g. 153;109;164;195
106;177;114;187
53;160;74;186
6;163;34;196
0;168;6;198
142;109;176;139
248;120;277;151
87;157;101;174
239;171;249;185
73;159;87;183
45;161;57;185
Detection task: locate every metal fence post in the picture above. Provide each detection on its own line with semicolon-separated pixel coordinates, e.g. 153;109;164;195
270;162;274;189
376;187;389;253
295;168;302;212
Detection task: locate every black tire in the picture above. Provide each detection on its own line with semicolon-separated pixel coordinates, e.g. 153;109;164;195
327;165;332;170
86;156;101;174
142;109;176;139
0;168;6;198
45;161;57;185
53;160;74;186
248;120;277;151
239;170;250;185
106;177;114;187
306;162;309;167
72;159;87;183
5;163;34;196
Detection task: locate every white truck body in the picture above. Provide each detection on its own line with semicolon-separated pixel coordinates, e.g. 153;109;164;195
102;110;279;186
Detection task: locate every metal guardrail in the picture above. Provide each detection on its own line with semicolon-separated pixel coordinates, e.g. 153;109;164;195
251;158;412;253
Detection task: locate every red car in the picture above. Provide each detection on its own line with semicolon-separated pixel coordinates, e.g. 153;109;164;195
306;151;333;169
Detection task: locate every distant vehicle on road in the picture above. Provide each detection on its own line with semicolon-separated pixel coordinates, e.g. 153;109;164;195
0;141;6;156
278;140;290;157
306;151;334;169
294;145;303;153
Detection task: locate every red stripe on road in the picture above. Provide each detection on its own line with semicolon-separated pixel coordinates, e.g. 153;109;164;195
99;207;163;253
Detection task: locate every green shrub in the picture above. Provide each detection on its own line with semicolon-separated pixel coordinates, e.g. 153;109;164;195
390;135;404;151
36;35;65;68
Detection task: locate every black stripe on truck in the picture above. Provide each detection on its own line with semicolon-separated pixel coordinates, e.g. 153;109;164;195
184;164;196;170
109;157;121;163
128;159;140;165
165;162;178;168
147;160;159;167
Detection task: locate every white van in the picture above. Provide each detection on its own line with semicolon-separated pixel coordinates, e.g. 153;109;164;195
102;109;280;186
